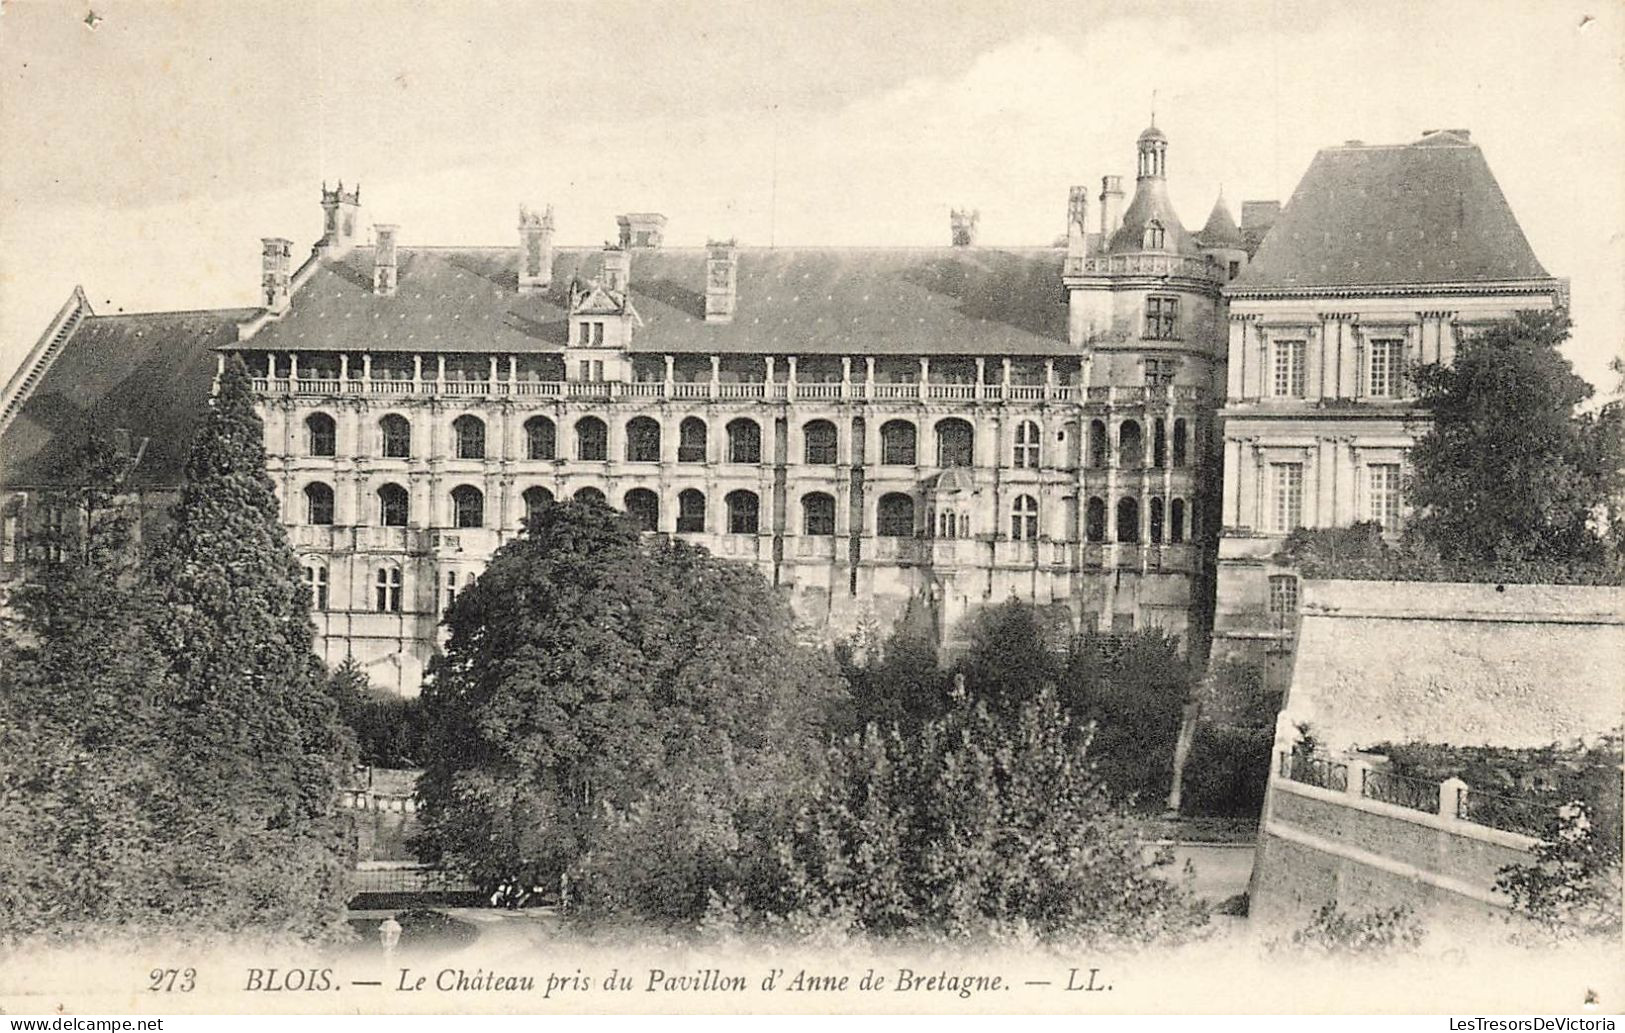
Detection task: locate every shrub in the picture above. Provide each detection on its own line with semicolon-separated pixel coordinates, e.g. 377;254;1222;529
1280;903;1425;956
765;685;1210;946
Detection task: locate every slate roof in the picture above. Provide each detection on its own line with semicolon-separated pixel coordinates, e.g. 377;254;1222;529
0;308;258;488
1232;131;1552;291
243;246;1073;357
1196;195;1244;249
1107;180;1200;257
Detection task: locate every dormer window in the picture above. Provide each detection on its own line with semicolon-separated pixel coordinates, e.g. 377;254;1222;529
1143;221;1166;250
578;320;605;346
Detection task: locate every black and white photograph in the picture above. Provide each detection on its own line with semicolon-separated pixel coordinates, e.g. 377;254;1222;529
0;0;1620;1022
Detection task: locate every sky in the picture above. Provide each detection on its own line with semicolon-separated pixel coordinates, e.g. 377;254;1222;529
1;0;1622;393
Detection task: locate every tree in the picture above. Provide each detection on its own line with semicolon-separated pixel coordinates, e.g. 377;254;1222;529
144;357;354;938
0;433;178;938
951;599;1063;718
413;499;847;916
1408;310;1625;570
767;685;1209;944
332;659;431;769
834;598;948;736
1060;629;1195;808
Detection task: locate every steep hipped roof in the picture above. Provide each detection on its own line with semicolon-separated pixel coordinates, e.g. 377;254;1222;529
243;246;1072;357
1233;131;1552;291
0;308;258;488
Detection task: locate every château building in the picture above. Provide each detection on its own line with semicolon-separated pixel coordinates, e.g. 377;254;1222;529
1210;129;1566;683
2;126;1254;694
0;124;1562;698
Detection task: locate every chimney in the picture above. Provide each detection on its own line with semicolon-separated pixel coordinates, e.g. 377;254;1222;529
1098;175;1125;239
373;224;398;296
616;213;667;250
705;239;739;323
601;245;630;294
950;208;979;247
1066;186;1090;258
261;237;292;313
320;181;361;253
518;204;555;294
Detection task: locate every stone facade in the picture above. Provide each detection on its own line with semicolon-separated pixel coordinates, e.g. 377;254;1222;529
1211;131;1567;680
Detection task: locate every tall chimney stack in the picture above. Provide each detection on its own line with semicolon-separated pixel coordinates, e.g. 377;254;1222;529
261;237;292;313
950;208;979;247
1099;175;1125;240
601;245;630;294
373;224;398;296
705;239;739;323
518;205;555;293
320;181;361;254
1066;186;1090;258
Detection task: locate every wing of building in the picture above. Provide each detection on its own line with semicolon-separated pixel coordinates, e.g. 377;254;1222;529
1212;128;1566;684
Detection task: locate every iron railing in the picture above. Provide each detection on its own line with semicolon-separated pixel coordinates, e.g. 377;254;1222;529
1279;750;1348;792
1359;768;1438;813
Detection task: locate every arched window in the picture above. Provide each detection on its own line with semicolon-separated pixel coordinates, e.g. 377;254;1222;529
374;567;402;613
624;488;659;532
1143;220;1166;250
1170;498;1186;543
306;413;337;457
935;418;973;468
802;492;835;535
304;564;328;610
304;482;334;525
1116;497;1140;544
377;483;409;527
1085;497;1106;543
678;418;708;463
938;511;958;539
381;567;405;613
574;486;606;505
877;493;915;537
1011;494;1039;541
880;420;917;465
379;414;411;458
625;417;661;463
1118;420;1143;468
1172;419;1189;467
1150;497;1166;544
451;485;484;528
1089;419;1108;468
677;489;706;533
803;420;837;465
1152;420;1167;468
525;416;556;460
453;415;485;459
575;417;607;461
522;486;553;527
725;489;759;533
726;419;761;464
1013;420;1040;468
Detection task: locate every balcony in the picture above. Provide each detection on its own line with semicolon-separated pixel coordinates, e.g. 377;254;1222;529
248;377;1200;407
1065;252;1221;282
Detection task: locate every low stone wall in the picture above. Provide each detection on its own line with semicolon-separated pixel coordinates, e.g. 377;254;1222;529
1252;774;1536;933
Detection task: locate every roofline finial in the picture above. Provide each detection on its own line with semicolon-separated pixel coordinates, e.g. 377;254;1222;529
1150;88;1157;128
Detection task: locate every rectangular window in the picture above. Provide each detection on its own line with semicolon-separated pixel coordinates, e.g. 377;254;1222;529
1272;340;1305;397
1368;339;1403;397
1144;358;1176;387
592;322;605;346
1270;462;1304;532
1268;574;1299;615
1144;296;1180;340
1368;463;1403;532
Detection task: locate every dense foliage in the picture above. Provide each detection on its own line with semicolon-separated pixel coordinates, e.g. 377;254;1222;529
413;500;847;905
761;686;1209;945
1497;802;1623;941
0;434;179;937
0;365;357;943
1180;658;1277;818
1406;310;1625;575
332;659;432;769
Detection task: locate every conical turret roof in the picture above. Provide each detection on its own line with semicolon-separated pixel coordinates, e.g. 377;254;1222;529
1197;193;1244;248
